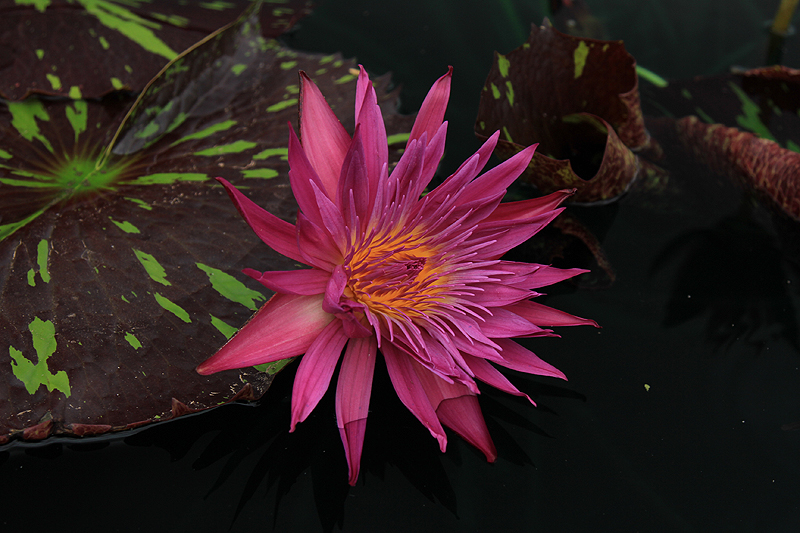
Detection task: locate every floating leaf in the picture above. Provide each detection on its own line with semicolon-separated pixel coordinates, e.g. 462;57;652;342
475;20;662;204
0;4;412;443
0;0;312;100
643;67;800;222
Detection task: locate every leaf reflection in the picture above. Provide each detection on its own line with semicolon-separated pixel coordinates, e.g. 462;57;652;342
651;209;800;353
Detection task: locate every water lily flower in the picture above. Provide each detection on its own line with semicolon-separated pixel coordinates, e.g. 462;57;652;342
197;66;597;485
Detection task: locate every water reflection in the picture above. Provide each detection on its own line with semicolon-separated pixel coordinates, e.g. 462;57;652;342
651;206;800;353
123;355;580;531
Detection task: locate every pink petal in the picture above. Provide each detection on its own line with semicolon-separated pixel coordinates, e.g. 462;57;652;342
508;300;599;328
409;66;452;146
310;179;348;253
517;265;590;290
468;282;534;307
458;143;538;205
296;212;342;270
337;125;370;229
288;124;327;229
290;320;349;431
413;366;497;462
388;135;425;208
410;122;448;199
476;307;547;338
299;71;351;198
216;178;305;265
437;396;497;462
462;353;534;405
494;339;567;380
354;67;387;217
196;293;333;374
483;189;574;223
470;208;565;260
336;336;378;485
322;264;347;314
243;267;330;295
382;342;448;452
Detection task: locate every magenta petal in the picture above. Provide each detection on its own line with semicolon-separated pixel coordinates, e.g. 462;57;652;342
411;121;448;198
518;265;590;290
296;212;341;270
471;208;565;260
508;300;599;328
382;343;448;452
244;268;329;295
336;336;378;485
337;125;370;228
354;70;388;215
462;353;534;405
196;293;333;374
216;178;305;265
437;395;497;462
323;265;347;314
458;142;538;205
290;320;349;431
299;71;351;197
468;282;534;307
494;339;567;380
477;307;546;338
409;66;452;146
413;366;497;462
288;124;327;229
483;189;574;223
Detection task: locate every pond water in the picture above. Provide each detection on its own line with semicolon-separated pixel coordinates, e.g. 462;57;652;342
2;1;799;531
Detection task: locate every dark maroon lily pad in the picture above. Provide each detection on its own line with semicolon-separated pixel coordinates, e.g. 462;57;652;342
0;4;413;443
0;0;312;100
475;20;662;204
642;66;800;223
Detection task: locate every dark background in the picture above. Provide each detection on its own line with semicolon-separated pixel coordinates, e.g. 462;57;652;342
2;1;799;531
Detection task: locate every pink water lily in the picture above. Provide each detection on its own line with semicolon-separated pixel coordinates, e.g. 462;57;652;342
197;66;597;485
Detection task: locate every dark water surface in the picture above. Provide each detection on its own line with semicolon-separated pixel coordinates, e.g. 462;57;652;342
2;1;800;531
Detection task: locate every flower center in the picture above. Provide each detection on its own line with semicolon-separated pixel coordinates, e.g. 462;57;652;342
344;226;451;323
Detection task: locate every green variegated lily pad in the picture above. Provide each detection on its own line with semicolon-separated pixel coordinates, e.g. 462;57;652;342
0;3;412;443
0;0;312;100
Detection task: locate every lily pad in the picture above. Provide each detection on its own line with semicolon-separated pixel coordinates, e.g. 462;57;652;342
0;0;312;100
643;67;800;223
0;4;412;443
475;20;662;204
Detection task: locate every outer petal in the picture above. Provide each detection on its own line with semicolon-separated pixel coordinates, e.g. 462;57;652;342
296;212;342;270
462;353;534;405
216;178;305;265
288;124;327;229
290;319;349;431
458;143;538;205
196;293;333;374
509;264;590;290
410;121;448;199
354;66;388;218
494;339;567;380
469;208;565;260
475;307;547;338
483;189;574;223
414;366;497;462
243;267;329;295
508;300;599;328
337;125;370;229
335;336;378;485
382;342;448;452
299;71;351;197
409;66;452;146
